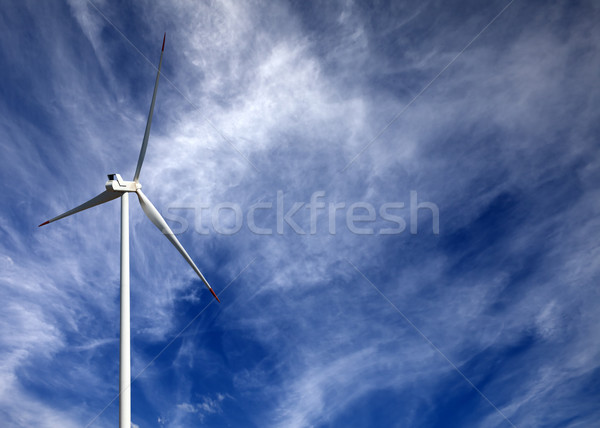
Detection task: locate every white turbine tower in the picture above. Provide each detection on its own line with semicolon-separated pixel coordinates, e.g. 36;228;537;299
39;34;219;428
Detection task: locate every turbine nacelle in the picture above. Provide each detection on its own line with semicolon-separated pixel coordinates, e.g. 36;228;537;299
106;174;140;193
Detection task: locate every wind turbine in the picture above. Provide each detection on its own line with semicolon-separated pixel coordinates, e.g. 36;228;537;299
39;33;219;428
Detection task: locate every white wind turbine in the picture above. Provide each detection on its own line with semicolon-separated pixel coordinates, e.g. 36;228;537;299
39;34;219;428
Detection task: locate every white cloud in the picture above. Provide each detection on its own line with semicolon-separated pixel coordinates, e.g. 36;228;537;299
175;393;229;423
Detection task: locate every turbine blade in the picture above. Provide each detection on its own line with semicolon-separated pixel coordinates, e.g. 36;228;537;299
136;189;220;302
133;33;166;183
39;190;120;226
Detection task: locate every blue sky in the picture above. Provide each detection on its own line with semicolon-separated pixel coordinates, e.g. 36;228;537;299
1;0;599;427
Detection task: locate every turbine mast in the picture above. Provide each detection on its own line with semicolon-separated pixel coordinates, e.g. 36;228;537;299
119;193;131;428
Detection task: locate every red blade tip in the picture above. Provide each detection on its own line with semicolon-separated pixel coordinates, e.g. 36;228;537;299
209;287;220;303
38;220;50;227
162;33;166;51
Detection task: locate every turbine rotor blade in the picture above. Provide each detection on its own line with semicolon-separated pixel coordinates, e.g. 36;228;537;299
133;33;166;183
136;189;220;302
39;190;121;226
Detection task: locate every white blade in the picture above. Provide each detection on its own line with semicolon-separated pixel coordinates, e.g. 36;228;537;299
133;33;166;183
39;190;120;227
136;189;220;302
